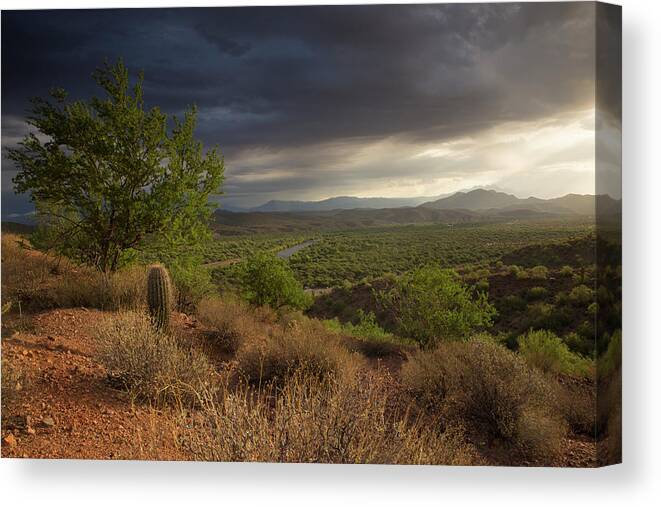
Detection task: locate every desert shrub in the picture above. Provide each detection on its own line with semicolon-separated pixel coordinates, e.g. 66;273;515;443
401;338;563;458
499;294;527;312
598;330;622;377
527;286;548;301
235;317;359;386
525;302;554;328
180;370;478;465
475;278;489;292
239;252;312;310
378;266;496;348
324;310;393;341
509;265;529;279
1;233;55;308
569;284;594;305
563;332;595;357
95;311;215;406
559;265;575;277
1;234;146;311
196;296;268;353
529;265;549;280
518;330;594;377
168;259;215;310
555;382;596;435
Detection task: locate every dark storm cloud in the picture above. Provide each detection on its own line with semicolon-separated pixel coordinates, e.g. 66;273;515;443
1;3;618;208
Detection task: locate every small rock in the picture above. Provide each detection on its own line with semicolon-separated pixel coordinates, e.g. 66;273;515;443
47;335;56;341
26;427;36;435
41;416;55;428
2;434;18;448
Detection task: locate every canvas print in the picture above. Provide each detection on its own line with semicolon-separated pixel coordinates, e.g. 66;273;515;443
1;2;621;466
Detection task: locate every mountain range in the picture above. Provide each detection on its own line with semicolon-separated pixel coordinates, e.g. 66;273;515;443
212;189;621;235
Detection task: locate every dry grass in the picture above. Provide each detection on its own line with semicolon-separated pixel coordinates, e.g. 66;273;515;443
401;337;565;460
235;316;361;387
2;234;147;311
95;311;216;407
178;369;479;465
555;381;596;436
197;297;272;354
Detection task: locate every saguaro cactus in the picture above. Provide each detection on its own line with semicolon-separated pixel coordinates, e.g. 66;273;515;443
147;264;172;331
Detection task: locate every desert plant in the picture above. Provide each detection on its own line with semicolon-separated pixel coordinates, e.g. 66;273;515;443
569;284;594;305
95;311;214;406
179;370;478;465
518;329;593;377
147;265;173;331
378;266;496;348
401;337;563;459
197;296;269;353
235;317;359;386
527;286;548;300
239;252;312;310
529;265;549;280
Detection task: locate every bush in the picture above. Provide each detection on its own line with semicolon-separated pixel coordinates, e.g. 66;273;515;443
180;370;479;465
529;265;549;280
324;310;394;341
197;296;270;353
598;330;622;377
378;266;496;348
235;317;359;386
555;382;596;435
499;294;527;312
401;338;564;460
569;284;594;305
239;253;312;310
1;234;146;311
517;330;593;377
168;258;215;311
527;286;548;301
509;265;529;279
559;265;575;277
95;311;215;406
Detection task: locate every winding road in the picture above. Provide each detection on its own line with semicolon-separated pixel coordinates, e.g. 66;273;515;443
203;239;318;268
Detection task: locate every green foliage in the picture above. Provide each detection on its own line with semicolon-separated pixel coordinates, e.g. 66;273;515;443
527;286;548;301
323;310;411;347
569;284;594;305
147;265;173;331
518;330;593;378
239;253;312;310
560;265;575;277
283;221;591;288
379;266;496;348
8;59;224;273
598;330;622;377
529;265;549;280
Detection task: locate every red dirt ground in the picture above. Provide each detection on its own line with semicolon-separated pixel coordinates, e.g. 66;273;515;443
1;308;597;466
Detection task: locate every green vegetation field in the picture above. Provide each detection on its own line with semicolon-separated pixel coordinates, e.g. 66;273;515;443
210;219;594;288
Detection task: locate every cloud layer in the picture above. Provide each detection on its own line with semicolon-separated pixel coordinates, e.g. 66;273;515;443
1;3;621;210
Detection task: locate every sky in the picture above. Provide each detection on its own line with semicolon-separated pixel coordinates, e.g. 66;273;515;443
1;2;621;216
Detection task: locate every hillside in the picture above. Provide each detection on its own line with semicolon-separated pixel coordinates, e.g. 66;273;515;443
250;194;446;213
420;189;621;216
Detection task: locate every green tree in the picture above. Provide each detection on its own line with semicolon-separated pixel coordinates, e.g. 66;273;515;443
8;60;224;273
240;253;312;310
379;266;496;348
